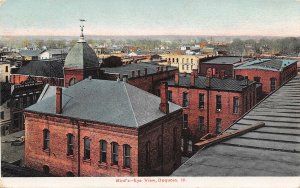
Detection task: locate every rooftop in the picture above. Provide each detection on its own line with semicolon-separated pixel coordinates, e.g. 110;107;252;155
234;59;297;71
19;50;41;57
166;74;255;92
13;60;64;78
102;62;177;79
41;48;68;55
201;56;244;65
25;79;181;128
172;75;300;176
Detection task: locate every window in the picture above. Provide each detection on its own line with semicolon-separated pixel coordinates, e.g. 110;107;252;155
270;78;276;92
216;119;222;134
111;142;118;165
182;64;184;70
123;144;131;168
23;96;27;108
43;129;50;150
183;114;188;129
182;58;184;63
199;116;204;131
167;90;172;102
5;66;8;72
5;76;8;83
188;140;193;152
216;95;222;111
233;97;239;114
43;165;49;175
1;111;4;120
182;92;189;107
191;59;193;63
176;58;179;63
186;65;189;70
100;140;107;163
254;77;261;83
198;94;204;109
172;58;174;62
67;134;74;156
146;142;150;166
83;137;90;160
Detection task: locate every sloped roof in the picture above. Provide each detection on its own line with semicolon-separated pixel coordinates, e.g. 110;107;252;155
235;59;297;71
25;79;181;128
41;49;68;55
166;74;254;92
19;50;41;57
64;41;99;69
202;56;243;65
14;60;64;78
172;75;300;176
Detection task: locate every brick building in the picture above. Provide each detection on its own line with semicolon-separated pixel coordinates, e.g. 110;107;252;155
101;62;177;94
24;79;182;176
164;70;256;155
10;60;64;86
234;59;298;97
199;56;249;78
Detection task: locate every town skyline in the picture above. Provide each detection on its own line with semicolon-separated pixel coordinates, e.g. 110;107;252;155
0;0;300;37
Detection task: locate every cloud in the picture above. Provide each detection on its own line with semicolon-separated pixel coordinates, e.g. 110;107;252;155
0;0;6;7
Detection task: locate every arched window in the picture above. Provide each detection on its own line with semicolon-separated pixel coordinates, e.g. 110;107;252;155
111;142;118;165
43;129;50;150
69;78;77;86
123;144;131;168
83;137;90;160
67;134;74;156
43;165;49;175
99;140;107;163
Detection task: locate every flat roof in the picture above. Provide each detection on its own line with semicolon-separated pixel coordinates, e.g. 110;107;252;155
234;59;297;71
172;75;300;176
202;57;245;65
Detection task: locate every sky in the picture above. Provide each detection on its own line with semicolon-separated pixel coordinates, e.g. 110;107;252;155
0;0;299;36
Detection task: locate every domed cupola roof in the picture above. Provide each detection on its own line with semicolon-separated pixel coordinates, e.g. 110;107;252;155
64;22;99;69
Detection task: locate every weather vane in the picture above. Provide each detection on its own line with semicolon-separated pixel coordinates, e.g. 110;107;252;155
79;19;86;39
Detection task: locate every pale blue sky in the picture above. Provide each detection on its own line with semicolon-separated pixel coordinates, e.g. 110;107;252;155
0;0;299;36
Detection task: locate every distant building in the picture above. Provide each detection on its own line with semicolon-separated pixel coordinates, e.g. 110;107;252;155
163;70;257;155
24;79;182;176
162;54;206;73
39;49;68;60
0;82;11;136
234;59;298;97
19;50;41;61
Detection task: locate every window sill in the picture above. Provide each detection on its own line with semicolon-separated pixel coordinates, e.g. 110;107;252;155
216;110;222;113
121;167;132;173
98;162;108;169
67;155;74;159
110;164;120;170
198;108;205;111
83;159;91;163
43;149;50;153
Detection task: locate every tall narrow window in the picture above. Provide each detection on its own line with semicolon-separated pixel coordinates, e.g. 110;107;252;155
198;94;204;109
43;129;50;150
67;134;74;156
183;114;188;129
233;97;239;114
270;78;276;92
216;95;222;112
167;90;172;102
83;137;90;160
5;66;8;72
182;64;184;70
199;116;204;131
1;111;4;120
111;142;118;165
100;140;107;163
216;119;222;134
123;144;131;168
182;92;189;107
254;77;261;83
146;142;150;166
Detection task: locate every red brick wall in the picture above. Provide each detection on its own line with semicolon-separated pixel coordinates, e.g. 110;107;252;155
64;69;84;87
24;109;182;177
138;110;182;176
10;74;64;86
199;63;234;77
234;69;281;96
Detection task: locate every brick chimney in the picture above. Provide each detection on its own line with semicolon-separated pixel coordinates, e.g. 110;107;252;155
137;69;141;77
144;68;148;76
191;69;198;86
175;71;179;85
56;87;62;114
205;75;211;88
159;82;169;114
131;70;135;77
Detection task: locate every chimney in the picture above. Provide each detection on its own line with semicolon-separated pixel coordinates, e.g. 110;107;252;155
144;68;148;76
122;74;128;83
205;76;211;88
191;69;198;86
131;70;135;77
56;87;62;114
220;70;225;79
137;69;141;77
157;67;160;72
175;71;179;85
159;82;169;114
